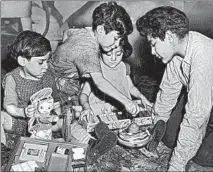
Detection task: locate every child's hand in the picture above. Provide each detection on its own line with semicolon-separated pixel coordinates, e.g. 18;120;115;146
25;104;36;118
80;109;95;123
140;97;153;109
124;100;140;117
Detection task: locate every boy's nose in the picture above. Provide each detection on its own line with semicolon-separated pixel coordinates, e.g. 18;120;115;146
43;61;48;69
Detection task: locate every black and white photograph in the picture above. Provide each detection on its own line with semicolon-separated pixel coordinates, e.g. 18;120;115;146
1;1;213;171
19;143;47;162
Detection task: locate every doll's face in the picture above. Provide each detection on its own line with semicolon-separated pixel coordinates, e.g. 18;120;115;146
37;97;54;115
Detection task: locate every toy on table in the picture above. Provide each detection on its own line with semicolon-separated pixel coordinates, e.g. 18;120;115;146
28;88;59;140
117;101;154;148
81;100;153;133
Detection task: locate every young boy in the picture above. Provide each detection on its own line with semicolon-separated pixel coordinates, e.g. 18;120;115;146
1;31;116;166
48;1;140;116
1;31;61;149
79;37;152;121
136;6;213;170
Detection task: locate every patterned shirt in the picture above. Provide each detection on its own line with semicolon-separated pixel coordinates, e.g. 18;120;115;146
49;27;101;78
2;67;58;109
154;31;213;171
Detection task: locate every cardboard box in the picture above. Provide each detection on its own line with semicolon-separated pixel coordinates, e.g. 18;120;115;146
83;116;152;132
81;100;153;132
5;137;87;172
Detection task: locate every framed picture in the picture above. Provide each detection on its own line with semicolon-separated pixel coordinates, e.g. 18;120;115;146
19;143;48;162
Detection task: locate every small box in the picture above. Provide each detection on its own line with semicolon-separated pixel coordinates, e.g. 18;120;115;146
47;153;68;171
83;115;152;132
5;137;87;172
81;100;153;132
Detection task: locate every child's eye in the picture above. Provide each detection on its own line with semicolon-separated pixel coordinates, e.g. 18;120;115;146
116;51;123;56
38;62;43;65
106;52;112;56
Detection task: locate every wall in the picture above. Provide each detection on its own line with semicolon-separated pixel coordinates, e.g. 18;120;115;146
184;1;213;38
60;1;213;79
2;1;213;79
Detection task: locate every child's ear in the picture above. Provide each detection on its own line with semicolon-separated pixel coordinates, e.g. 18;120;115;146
17;56;27;67
165;30;175;43
96;25;105;35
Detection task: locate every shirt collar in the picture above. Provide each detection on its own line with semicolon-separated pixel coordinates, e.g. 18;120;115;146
182;31;192;65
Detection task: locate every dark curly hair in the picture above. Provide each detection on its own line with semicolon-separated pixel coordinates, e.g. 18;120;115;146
92;1;133;37
8;30;51;60
136;6;189;40
119;36;132;59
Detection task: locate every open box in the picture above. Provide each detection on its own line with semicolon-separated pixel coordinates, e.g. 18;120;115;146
5;137;88;171
78;101;153;132
83;115;153;132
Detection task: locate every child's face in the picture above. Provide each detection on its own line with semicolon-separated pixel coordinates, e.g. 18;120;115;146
101;46;123;68
147;35;174;64
98;30;121;53
25;52;50;79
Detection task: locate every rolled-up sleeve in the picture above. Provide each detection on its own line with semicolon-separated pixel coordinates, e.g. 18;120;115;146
169;48;213;171
154;58;183;123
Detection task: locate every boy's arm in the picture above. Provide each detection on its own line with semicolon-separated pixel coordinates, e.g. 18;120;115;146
168;49;213;170
90;72;139;115
3;75;26;118
79;82;92;110
5;105;26;118
127;75;152;106
79;82;94;122
154;58;183;123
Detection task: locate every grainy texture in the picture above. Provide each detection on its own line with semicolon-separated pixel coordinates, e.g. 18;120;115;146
1;76;213;172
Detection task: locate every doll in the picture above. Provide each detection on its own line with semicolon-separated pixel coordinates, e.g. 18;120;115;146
28;88;59;139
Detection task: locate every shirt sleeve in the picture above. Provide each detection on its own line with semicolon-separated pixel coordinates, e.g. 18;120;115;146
154;58;183;123
49;28;102;78
3;75;18;108
48;45;78;78
169;48;213;170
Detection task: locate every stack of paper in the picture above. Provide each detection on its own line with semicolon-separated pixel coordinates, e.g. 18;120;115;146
11;161;38;171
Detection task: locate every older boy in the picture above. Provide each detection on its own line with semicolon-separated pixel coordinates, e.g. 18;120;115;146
136;6;213;171
49;1;140;116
